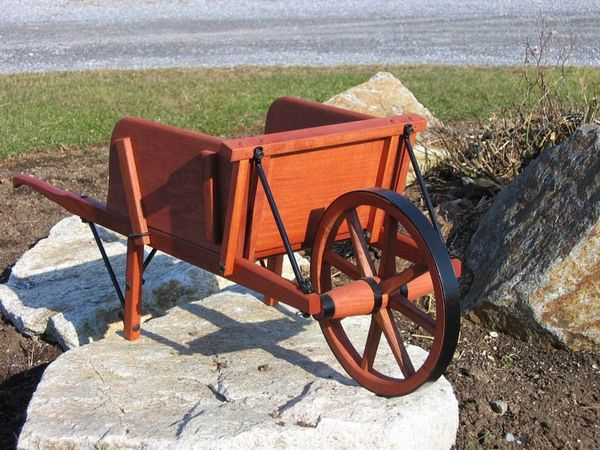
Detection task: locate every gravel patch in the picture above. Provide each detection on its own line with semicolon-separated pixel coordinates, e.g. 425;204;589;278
1;0;599;73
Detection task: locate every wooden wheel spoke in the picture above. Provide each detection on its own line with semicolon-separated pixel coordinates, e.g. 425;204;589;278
346;208;376;277
361;317;382;371
378;214;399;278
394;232;423;262
374;308;415;378
389;293;437;335
324;250;361;280
380;263;428;294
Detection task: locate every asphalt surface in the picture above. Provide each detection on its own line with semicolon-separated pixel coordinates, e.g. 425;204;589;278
1;0;599;73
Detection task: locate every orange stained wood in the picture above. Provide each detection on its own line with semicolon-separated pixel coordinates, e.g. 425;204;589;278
262;255;283;306
264;96;371;134
230;258;321;314
403;257;462;301
240;137;404;259
114;137;150;245
228;113;425;261
223;114;426;162
123;238;144;340
13;96;434;326
320;278;387;320
219;160;250;276
11;95;467;397
392;131;417;194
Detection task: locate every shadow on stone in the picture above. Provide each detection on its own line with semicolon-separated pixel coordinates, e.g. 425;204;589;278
141;299;355;386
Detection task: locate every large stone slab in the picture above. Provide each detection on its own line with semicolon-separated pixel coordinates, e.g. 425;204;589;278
464;125;600;351
19;292;458;450
0;216;307;350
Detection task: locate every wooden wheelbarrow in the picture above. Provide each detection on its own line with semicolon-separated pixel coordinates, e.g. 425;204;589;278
14;96;461;396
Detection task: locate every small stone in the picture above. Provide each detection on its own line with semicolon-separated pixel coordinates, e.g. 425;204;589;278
506;432;515;442
490;399;508;415
489;331;499;338
458;367;472;377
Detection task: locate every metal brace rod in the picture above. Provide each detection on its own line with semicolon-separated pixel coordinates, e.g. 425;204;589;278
253;146;312;294
402;124;445;243
87;222;125;307
87;222;157;307
143;248;158;271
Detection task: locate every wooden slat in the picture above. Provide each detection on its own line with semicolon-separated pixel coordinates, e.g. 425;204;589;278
220;160;250;276
123;238;144;340
224;115;427;162
231;258;320;314
243;156;271;260
114;137;150;245
262;255;284;306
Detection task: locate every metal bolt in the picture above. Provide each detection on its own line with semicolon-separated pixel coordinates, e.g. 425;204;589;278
253;146;264;161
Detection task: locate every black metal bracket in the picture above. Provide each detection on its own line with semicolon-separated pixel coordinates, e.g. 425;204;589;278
252;146;313;294
88;222;125;307
402;124;445;243
85;220;157;308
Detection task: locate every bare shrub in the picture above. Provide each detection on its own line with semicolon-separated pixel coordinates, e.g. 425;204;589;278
437;18;599;189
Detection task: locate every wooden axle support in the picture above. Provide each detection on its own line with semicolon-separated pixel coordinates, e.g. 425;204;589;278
317;278;386;320
315;258;461;321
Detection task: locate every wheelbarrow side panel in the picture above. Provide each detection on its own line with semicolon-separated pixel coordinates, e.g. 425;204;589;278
108;117;228;248
264;96;372;134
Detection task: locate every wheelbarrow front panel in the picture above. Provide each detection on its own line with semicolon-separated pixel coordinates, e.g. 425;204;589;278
248;138;396;257
108;117;228;250
222;115;427;260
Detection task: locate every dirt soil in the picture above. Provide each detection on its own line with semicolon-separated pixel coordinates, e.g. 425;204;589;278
1;146;599;450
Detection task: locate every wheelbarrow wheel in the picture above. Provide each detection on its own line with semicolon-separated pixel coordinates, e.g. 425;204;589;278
311;188;460;396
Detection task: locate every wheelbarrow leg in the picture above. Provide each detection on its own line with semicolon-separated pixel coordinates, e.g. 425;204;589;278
262;254;283;306
114;136;150;341
124;237;144;340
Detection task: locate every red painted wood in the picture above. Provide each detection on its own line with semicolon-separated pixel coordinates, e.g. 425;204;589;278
109;117;227;247
115;137;150;245
124;238;144;340
264;96;371;134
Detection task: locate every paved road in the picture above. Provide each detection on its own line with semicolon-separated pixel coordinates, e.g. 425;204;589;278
1;0;599;74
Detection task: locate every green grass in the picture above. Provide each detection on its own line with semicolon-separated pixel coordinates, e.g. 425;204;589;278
1;65;598;159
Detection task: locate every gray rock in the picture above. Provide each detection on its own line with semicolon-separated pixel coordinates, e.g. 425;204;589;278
18;291;459;450
490;400;508;415
464;125;600;351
